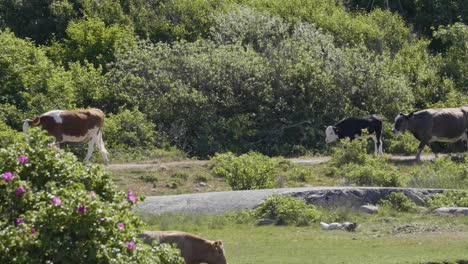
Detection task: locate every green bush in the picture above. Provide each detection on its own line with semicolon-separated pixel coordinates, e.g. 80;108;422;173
255;195;328;226
210;151;281;190
425;190;468;211
328;139;368;167
378;192;419;213
341;159;402;187
104;108;165;150
327;140;403;187
409;157;468;189
0;120;21;148
0;128;183;264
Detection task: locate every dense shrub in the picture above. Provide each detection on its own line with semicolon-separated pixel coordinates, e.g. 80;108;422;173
327;140;403;187
408;157;468;189
210;152;282;190
255;195;328;226
378;192;419;213
433;23;468;90
0;30;76;125
0;120;21;148
104;108;165;150
0;129;183;264
425;190;468;211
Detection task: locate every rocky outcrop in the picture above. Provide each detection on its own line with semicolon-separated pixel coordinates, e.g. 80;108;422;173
137;187;445;215
288;187;444;209
432;207;468;216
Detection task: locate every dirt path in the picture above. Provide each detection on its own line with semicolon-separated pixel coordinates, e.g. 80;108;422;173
108;154;440;169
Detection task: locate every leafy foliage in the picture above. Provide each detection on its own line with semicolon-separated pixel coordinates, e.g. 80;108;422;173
0;129;183;264
408;157;468;189
425;190;468;211
255;194;329;226
326;140;403;187
0;0;466;157
378;192;419;213
211;152;282;190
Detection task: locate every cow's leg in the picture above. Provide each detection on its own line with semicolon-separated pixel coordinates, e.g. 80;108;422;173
372;135;383;155
375;128;383;155
83;134;98;163
96;129;109;166
415;141;426;161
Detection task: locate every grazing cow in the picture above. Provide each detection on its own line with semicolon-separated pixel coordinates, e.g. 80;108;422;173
392;105;468;161
325;115;383;154
22;109;109;165
138;231;228;264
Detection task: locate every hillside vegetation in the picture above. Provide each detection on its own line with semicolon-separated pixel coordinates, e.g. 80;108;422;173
1;0;467;158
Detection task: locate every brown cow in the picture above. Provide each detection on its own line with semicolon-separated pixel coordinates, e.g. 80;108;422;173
392;105;468;160
138;231;228;264
23;109;109;165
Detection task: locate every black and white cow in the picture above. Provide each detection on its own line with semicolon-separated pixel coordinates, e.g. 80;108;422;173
392;105;468;161
325;115;383;154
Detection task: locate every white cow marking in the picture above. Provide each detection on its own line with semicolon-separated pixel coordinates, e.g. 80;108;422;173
325;126;339;144
43;110;64;123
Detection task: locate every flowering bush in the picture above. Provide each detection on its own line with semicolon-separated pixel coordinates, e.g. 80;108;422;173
0;128;183;264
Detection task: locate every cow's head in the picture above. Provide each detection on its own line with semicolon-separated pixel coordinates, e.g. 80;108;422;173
22;117;40;134
392;112;414;133
325;126;339;144
207;240;228;264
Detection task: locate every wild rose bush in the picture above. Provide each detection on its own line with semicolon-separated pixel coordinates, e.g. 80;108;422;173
0;128;183;264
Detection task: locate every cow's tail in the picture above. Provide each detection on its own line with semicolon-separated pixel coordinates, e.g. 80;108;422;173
371;114;385;121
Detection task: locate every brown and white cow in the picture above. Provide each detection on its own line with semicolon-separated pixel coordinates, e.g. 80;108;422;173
392;105;468;160
23;109;109;165
138;231;228;264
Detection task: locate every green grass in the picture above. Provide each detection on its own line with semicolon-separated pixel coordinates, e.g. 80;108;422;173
140;212;468;264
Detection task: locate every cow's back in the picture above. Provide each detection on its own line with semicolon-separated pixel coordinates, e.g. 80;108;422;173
60;109;105;137
411;107;468;140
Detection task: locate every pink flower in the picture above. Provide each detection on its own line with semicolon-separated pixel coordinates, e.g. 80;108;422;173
15;186;26;197
16;218;24;225
55;147;61;153
127;189;137;203
18;155;28;164
117;223;124;228
47;143;54;147
76;205;87;213
31;228;37;234
125;241;136;249
99;217;106;223
90;191;96;198
52;197;62;205
2;172;15;181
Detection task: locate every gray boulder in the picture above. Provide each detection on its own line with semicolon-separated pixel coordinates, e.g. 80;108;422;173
432;207;468;216
360;205;379;214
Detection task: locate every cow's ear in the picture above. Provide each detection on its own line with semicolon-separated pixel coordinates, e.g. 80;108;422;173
212;240;223;248
30;116;41;126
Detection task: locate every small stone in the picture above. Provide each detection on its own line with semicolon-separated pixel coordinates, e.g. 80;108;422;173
360;205;379;214
194;188;200;192
257;218;276;226
198;182;207;187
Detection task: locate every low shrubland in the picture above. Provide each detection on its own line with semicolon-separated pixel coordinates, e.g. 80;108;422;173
210;151;315;190
377;192;420;213
255;194;331;226
326;139;404;187
408;157;468;189
0;129;183;264
425;190;468;211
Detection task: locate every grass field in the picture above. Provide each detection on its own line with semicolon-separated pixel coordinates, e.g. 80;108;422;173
108;152;468;264
142;213;468;264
